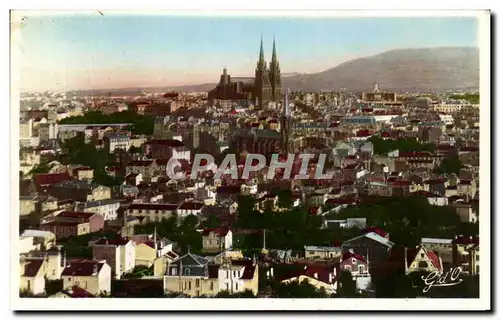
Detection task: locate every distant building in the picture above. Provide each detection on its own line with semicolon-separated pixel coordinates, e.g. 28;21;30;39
208;37;282;109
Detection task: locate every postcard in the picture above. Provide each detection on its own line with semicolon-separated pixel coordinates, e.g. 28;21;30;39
10;9;491;311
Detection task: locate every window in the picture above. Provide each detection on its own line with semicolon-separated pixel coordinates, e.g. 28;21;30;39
476;266;479;274
196;279;200;287
345;265;351;271
418;261;428;268
235;283;239;291
226;283;229;290
420;253;425;258
210;282;214;291
188;281;191;290
476;255;479;261
171;267;177;276
358;265;364;273
184;268;190;276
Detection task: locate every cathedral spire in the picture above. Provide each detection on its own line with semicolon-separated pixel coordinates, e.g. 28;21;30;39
258;35;266;68
272;35;277;62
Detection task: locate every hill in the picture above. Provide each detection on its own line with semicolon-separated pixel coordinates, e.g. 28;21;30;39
281;47;479;92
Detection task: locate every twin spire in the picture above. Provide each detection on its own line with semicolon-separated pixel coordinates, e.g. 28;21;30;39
258;35;278;67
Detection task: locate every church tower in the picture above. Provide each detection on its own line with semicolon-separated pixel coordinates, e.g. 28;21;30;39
254;36;272;109
280;88;292;154
269;36;282;102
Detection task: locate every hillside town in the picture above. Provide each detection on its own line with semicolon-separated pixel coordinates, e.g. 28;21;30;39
18;40;481;299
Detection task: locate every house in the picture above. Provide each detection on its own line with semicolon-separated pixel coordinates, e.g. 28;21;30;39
278;264;339;295
177;201;204;218
153;251;180;277
163;253;259;297
61;259;112;296
304;246;342;260
201;228;233;252
19;195;46;216
322;218;367;230
75;199;122;221
421;238;454;267
452;236;479;275
40;211;104;240
34;172;72;192
127;203;179;224
342;231;395;263
104;133;131;153
92;238;136;279
452;202;478;223
45;245;66;280
20;258;47;295
388;246;443;275
411;190;449;206
340;250;369;277
340;250;372;291
135;237;174;267
72;166;94;181
20;229;56;250
49;180;111;202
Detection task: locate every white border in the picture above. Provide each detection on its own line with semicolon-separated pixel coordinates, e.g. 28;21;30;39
8;8;491;311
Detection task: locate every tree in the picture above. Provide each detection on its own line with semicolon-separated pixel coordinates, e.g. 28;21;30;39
275;279;329;298
435;153;463;175
201;213;221;229
336;271;358;298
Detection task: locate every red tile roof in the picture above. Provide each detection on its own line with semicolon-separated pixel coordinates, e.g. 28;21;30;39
202;228;230;237
362;226;388;238
342;251;366;263
62;260;105;276
34;172;72;187
23;260;44;277
240;265;257;280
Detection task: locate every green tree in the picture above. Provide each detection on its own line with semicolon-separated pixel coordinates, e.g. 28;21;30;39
336;271;358;298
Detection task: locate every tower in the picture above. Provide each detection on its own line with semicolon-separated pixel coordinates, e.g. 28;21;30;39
254;36;272;109
269;36;282;102
280;88;292;153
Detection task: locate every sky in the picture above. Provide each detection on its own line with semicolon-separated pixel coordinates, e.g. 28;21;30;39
14;12;479;92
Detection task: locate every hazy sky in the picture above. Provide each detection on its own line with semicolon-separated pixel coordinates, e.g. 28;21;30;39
16;13;479;91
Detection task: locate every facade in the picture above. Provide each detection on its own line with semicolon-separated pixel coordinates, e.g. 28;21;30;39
76;199;121;221
135;238;174;267
202;228;233;252
20;258;47;295
104;133;131;153
127;203;179;223
304;246;342;260
164;254;259;297
40;211;104;239
61;260;112;296
92;238;136;279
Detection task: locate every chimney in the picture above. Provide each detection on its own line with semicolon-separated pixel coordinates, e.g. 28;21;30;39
329;273;333;283
314;272;318;279
349;248;354;254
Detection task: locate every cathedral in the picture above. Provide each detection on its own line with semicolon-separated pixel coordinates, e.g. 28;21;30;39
208;37;282;109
